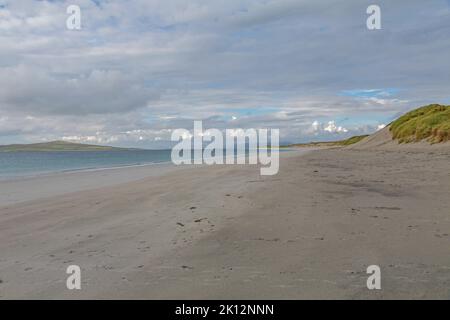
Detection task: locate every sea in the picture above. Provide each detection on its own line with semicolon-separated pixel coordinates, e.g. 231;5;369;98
0;148;285;180
0;150;173;180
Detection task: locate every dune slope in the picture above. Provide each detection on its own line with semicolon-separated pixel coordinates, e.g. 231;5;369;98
348;105;450;151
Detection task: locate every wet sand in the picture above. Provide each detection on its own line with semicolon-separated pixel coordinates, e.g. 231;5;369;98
0;148;449;299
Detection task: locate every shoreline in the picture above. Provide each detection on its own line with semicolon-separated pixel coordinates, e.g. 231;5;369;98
0;160;174;183
0;147;449;299
0;161;179;206
0;148;296;183
0;149;310;206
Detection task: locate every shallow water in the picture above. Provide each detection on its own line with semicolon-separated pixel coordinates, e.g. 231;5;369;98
0;150;172;179
0;148;286;179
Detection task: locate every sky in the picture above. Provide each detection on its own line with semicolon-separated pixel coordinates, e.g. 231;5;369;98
0;0;449;148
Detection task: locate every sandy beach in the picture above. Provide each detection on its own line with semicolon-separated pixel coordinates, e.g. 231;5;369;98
0;147;449;299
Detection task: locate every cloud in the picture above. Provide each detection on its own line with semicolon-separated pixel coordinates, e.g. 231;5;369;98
0;0;450;147
0;66;160;115
341;89;399;99
324;121;348;133
311;120;320;131
311;120;348;134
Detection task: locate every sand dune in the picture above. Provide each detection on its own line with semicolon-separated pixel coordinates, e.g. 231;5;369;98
347;126;450;151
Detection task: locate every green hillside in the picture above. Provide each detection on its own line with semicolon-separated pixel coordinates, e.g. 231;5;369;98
338;135;369;146
283;135;369;148
0;141;132;152
390;104;450;143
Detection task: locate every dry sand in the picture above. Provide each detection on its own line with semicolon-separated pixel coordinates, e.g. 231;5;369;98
0;147;449;299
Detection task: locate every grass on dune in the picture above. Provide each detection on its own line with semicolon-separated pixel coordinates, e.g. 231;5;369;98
390;104;450;143
338;135;369;146
282;134;369;148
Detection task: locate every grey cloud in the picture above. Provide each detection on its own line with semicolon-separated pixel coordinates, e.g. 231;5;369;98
0;66;159;115
0;0;449;147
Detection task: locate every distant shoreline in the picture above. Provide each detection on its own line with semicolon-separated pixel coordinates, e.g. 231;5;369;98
0;140;143;152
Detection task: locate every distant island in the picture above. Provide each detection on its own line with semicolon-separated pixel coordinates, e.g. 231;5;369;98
0;141;136;152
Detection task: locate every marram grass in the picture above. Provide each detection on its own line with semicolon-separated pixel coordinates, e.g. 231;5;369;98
338;135;369;146
390;104;450;143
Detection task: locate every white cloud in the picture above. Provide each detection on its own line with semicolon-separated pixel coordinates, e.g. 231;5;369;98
368;97;409;106
311;120;348;134
311;120;320;131
324;121;348;133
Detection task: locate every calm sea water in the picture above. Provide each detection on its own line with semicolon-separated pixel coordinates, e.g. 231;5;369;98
0;150;172;179
0;148;287;180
